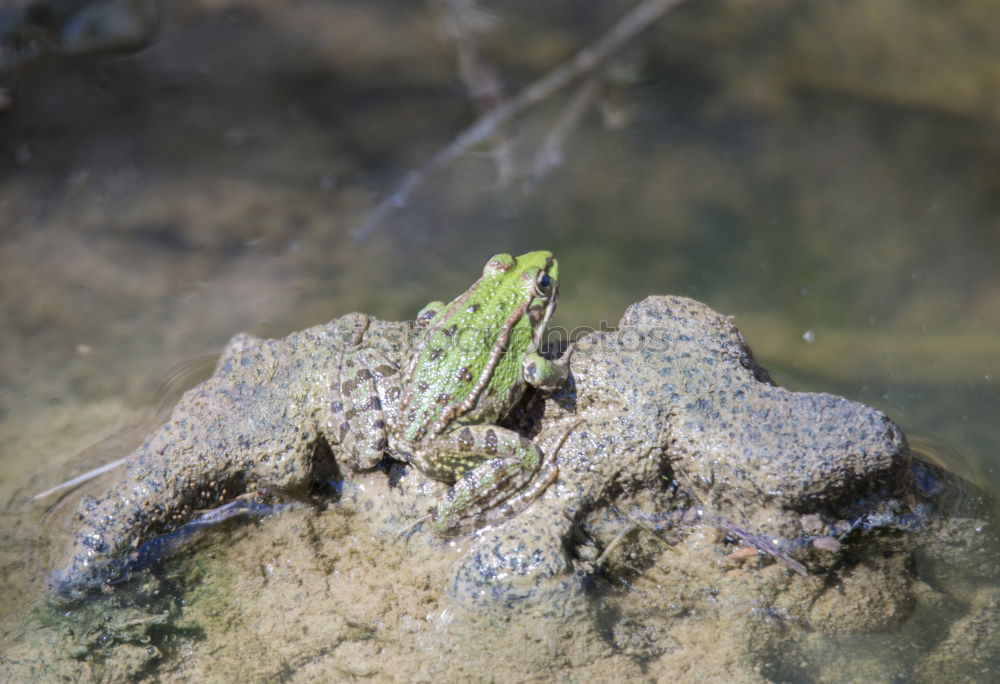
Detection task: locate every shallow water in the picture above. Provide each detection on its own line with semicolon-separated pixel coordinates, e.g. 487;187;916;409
2;0;999;680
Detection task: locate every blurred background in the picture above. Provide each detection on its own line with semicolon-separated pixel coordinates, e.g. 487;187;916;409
1;0;999;621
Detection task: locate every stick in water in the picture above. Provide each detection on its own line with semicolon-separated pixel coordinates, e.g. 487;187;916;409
352;0;690;239
28;458;127;502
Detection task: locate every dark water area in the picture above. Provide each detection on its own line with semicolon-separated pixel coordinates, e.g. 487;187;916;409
2;0;999;680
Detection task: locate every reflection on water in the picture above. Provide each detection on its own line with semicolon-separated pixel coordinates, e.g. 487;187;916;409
2;0;999;680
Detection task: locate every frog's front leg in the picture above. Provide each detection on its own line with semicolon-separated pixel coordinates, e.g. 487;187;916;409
330;348;401;470
522;343;573;391
411;425;558;534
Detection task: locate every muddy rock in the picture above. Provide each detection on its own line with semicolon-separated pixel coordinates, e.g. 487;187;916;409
57;295;913;608
53;312;398;598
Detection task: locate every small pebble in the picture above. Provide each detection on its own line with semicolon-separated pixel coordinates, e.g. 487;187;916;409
812;536;842;552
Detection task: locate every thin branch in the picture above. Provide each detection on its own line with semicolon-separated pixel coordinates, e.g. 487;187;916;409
713;517;809;578
672;463;809;577
530;76;604;187
28;457;127;502
352;0;689;240
613;504;682;554
436;0;515;184
594;523;639;567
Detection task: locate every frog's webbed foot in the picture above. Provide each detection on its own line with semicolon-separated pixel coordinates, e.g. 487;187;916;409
415;425;558;535
330;347;400;470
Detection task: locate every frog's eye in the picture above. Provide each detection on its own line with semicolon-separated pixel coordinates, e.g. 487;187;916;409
534;272;555;298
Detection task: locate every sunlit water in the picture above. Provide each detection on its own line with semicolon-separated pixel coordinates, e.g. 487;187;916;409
2;0;999;680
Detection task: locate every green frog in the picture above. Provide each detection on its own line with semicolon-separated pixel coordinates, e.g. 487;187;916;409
330;251;572;534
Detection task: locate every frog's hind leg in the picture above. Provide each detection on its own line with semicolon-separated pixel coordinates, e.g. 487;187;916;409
330;347;400;470
418;425;558;535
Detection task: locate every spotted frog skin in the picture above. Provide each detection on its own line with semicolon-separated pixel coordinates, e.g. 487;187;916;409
330;251;572;533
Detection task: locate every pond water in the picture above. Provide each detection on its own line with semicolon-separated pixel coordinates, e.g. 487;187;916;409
2;0;999;681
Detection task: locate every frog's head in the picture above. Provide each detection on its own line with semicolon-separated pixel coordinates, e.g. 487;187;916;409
482;250;559;349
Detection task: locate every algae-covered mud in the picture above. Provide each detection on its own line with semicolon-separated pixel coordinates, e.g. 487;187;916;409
3;296;996;681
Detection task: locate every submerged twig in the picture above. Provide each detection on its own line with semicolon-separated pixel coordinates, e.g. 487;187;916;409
671;464;809;577
28;457;127;502
435;0;514;184
396;513;432;538
594;522;639;567
530;76;604;187
713;518;809;578
615;503;681;553
352;0;689;239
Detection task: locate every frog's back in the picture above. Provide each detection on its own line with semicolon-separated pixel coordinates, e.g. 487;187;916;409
403;293;532;437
